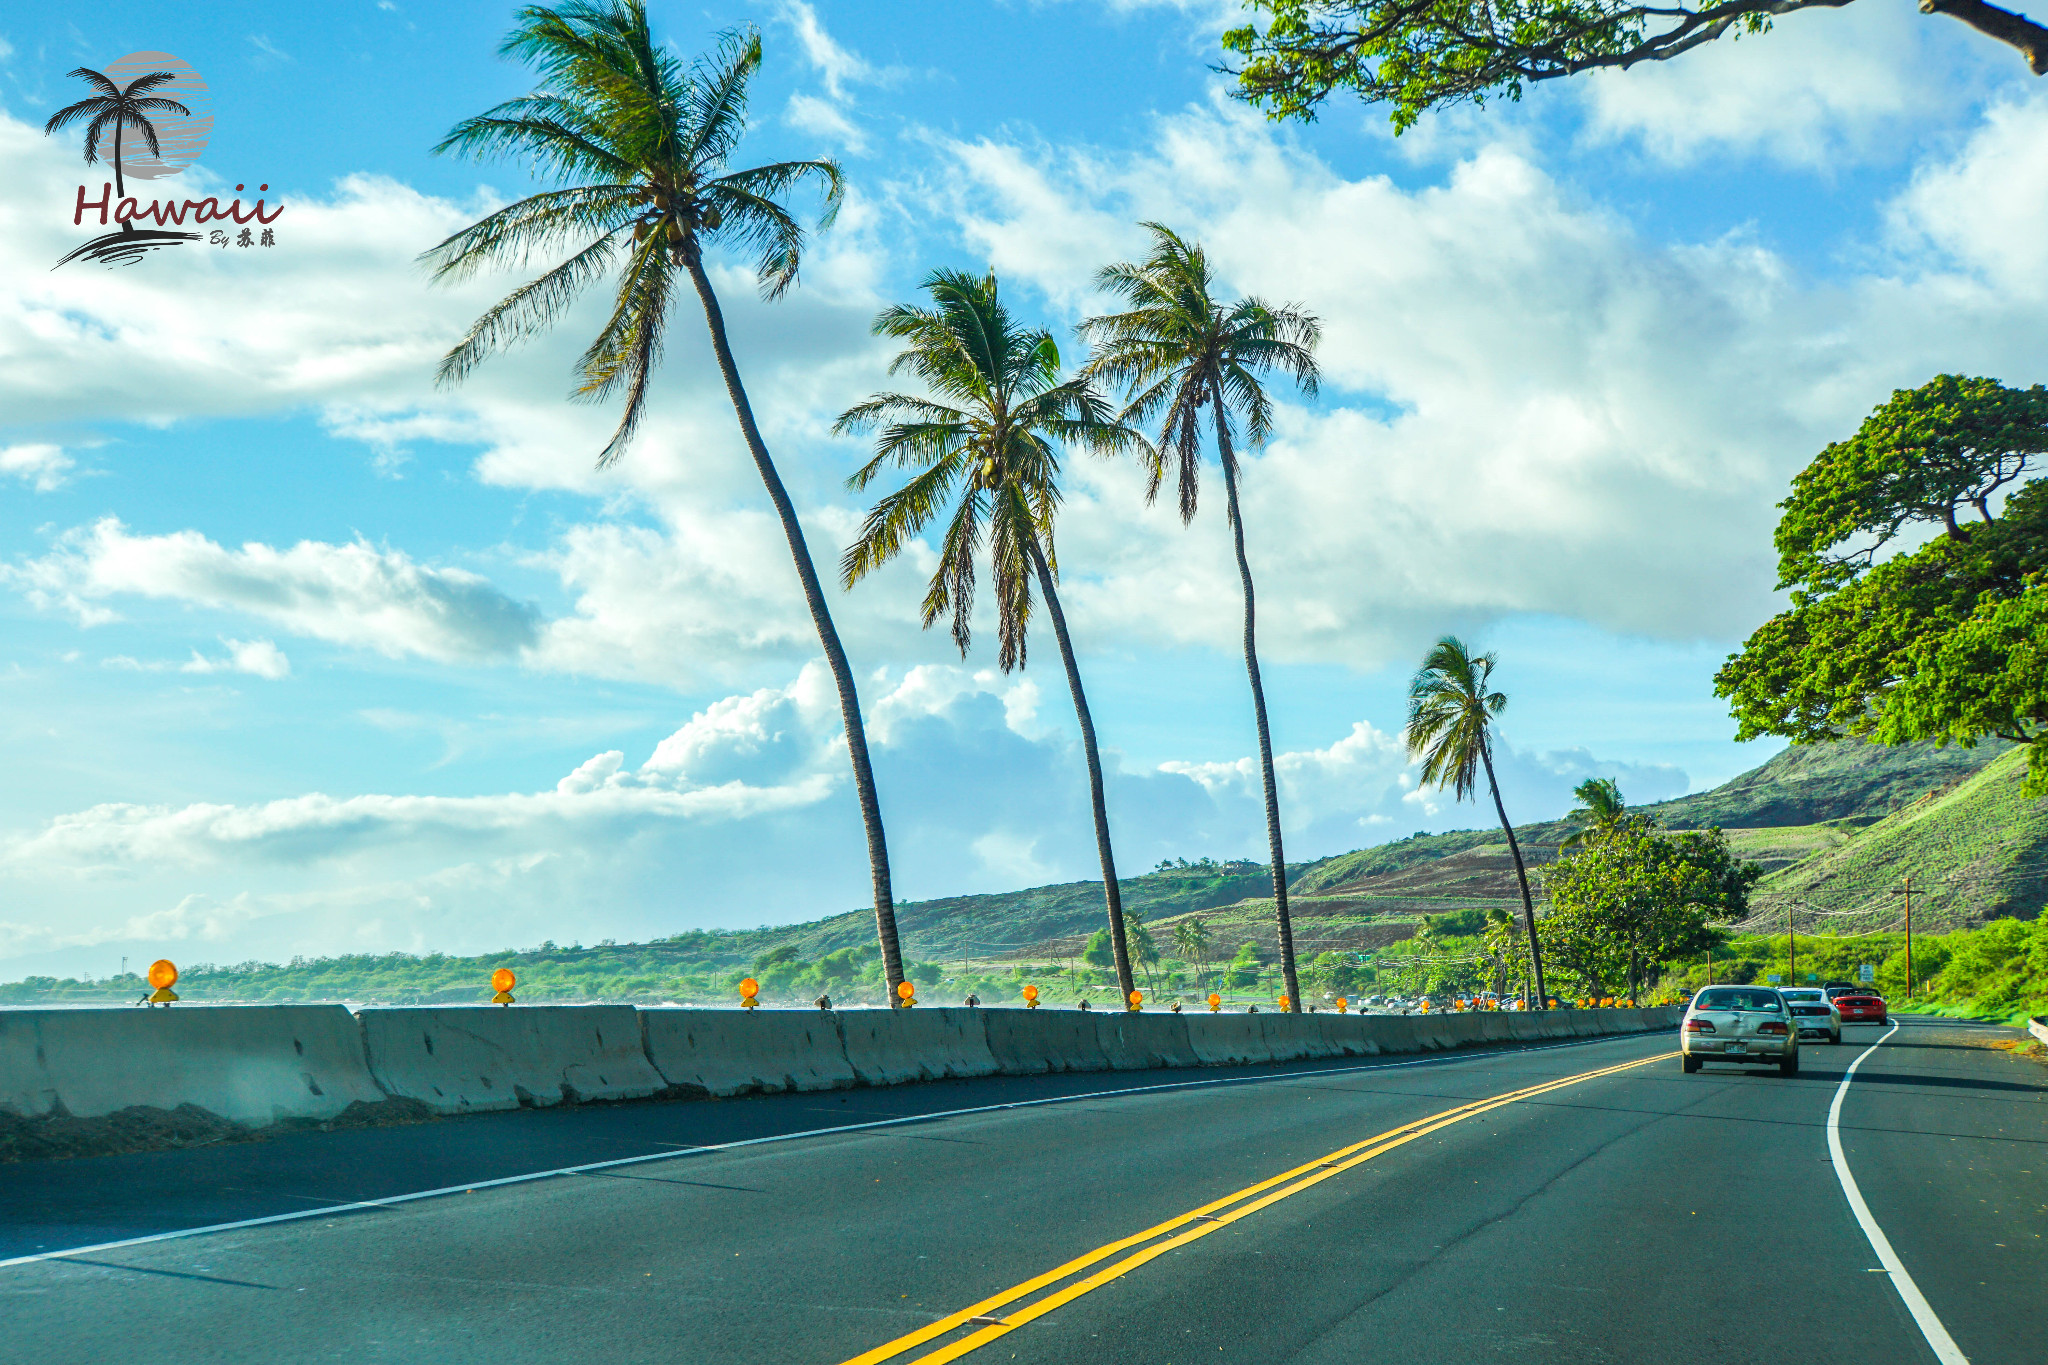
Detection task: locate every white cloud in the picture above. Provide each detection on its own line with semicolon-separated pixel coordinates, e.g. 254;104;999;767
101;637;292;680
0;661;1687;971
1886;95;2048;296
1572;2;1978;167
774;1;891;153
9;519;541;664
0;442;72;491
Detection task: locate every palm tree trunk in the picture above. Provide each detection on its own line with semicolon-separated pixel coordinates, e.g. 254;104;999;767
1479;740;1549;1008
1023;534;1136;1004
1212;392;1299;1012
113;117;131;231
682;256;905;1006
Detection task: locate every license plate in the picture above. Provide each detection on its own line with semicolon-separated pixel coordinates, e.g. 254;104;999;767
1727;1043;1747;1054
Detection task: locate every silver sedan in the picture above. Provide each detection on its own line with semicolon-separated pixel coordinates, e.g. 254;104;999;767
1681;986;1800;1076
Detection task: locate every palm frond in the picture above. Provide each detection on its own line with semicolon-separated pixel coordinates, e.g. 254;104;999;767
434;230;624;387
63;67;120;98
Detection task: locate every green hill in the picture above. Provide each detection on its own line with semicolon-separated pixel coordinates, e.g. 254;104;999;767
1642;738;2015;831
1749;747;2048;933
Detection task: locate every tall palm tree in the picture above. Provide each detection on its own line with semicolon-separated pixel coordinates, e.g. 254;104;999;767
421;3;908;1002
836;268;1151;1004
44;67;190;223
1559;776;1628;851
1404;636;1549;1007
1079;223;1320;1011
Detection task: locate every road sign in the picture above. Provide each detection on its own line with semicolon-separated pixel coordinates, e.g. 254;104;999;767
1767;974;1782;984
1859;963;1875;982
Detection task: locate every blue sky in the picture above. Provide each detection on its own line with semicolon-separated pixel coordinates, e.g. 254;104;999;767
2;0;2044;980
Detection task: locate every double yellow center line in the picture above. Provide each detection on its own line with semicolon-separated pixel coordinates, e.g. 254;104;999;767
840;1050;1676;1365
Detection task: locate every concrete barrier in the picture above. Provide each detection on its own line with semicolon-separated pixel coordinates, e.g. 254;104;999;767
984;1008;1110;1074
0;1006;384;1127
1184;1013;1272;1065
641;1010;855;1097
359;1005;664;1114
2030;1015;2048;1047
838;1008;999;1085
1095;1012;1202;1070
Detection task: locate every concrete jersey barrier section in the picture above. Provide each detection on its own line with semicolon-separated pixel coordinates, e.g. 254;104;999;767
358;1005;665;1114
838;1007;1001;1085
641;1009;855;1097
0;1002;1680;1142
0;1005;384;1128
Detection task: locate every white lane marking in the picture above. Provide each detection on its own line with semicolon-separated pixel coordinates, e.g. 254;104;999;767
1828;1021;1970;1365
0;1029;1656;1271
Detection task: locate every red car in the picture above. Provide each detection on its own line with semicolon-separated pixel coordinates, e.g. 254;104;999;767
1833;994;1889;1025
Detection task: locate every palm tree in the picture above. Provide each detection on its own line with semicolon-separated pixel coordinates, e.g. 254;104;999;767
44;67;190;224
1404;636;1549;1007
836;268;1151;1004
421;3;908;1002
1079;223;1320;1011
1560;776;1628;851
1173;917;1211;985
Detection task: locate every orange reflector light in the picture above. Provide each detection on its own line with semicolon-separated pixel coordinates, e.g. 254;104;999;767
491;967;516;993
148;959;178;990
897;980;916;1000
739;977;760;998
1022;985;1039;1001
1128;990;1143;1007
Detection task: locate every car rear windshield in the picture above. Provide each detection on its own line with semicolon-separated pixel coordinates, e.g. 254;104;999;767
1781;990;1824;1001
1694;989;1782;1012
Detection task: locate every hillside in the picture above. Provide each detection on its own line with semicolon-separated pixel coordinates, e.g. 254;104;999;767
1747;747;2048;933
1642;738;2015;830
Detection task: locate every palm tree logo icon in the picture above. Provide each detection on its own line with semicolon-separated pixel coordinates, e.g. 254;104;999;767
44;52;215;268
44;66;191;215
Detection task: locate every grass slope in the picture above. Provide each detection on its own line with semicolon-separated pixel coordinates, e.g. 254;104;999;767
1750;747;2048;932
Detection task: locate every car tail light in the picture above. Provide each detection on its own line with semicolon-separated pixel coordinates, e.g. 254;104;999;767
1757;1021;1788;1036
1686;1018;1715;1033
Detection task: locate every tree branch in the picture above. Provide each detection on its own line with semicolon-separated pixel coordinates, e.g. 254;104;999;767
1922;0;2048;73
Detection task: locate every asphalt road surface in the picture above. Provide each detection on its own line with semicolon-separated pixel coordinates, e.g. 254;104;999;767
2;1015;2041;1365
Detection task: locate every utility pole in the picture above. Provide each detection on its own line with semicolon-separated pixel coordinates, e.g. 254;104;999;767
1903;874;1913;999
1788;901;1796;986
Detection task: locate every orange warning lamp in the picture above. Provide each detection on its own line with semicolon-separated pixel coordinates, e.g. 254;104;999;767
897;979;916;1007
1336;998;1348;1013
1419;997;1431;1013
1278;994;1291;1013
146;959;179;1005
1207;992;1221;1013
490;967;517;1005
1127;990;1143;1012
739;977;761;1011
1022;984;1040;1009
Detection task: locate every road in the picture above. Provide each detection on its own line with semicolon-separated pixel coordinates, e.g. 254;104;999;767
1;1015;2041;1364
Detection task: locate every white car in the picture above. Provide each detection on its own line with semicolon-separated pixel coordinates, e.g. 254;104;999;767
1681;986;1800;1075
1777;986;1842;1045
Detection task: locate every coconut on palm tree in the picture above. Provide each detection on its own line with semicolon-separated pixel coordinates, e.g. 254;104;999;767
836;268;1152;1004
1079;223;1320;1011
1404;636;1549;1007
44;67;190;228
1560;776;1628;851
422;2;908;1001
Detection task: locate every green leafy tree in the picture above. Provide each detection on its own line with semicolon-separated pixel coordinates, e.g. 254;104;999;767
835;268;1151;1003
1080;223;1321;1013
1716;376;2048;792
1541;819;1760;999
1405;636;1548;1006
421;5;910;1002
1560;777;1628;852
1221;0;2048;135
1309;950;1362;998
43;66;190;211
1223;941;1264;988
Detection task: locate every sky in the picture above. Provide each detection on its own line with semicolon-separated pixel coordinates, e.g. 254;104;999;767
1;0;2044;981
